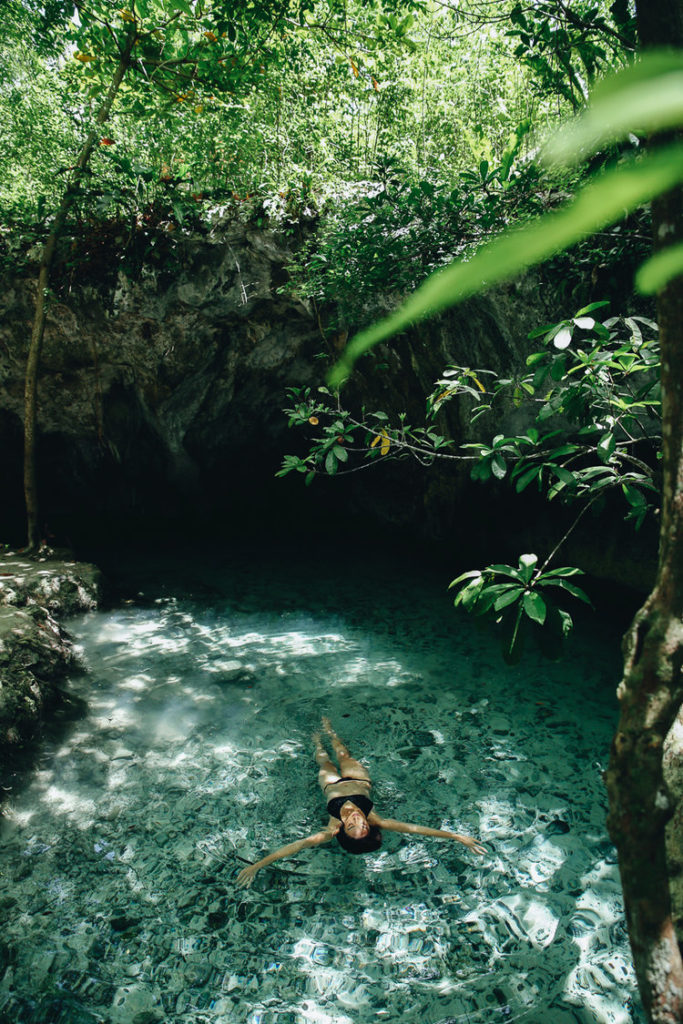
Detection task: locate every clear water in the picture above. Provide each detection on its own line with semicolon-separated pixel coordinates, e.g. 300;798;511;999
0;546;644;1024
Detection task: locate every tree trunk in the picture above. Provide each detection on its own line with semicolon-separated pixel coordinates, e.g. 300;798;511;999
605;3;683;1020
23;35;135;550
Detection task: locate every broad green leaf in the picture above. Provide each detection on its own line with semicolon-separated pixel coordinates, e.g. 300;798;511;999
636;241;683;294
328;144;683;387
551;465;575;484
489;564;523;581
528;322;558;340
548;444;580;458
543;579;592;604
553;326;573;349
515;465;541;493
574;300;610;317
622;482;648;508
474;583;520;614
449;570;483;588
494;587;524;611
578;465;615;480
523;591;547;624
545;53;683;165
456;578;485;610
519;553;538;584
542;566;584;578
325;450;337;475
333;445;348;462
597;432;616;463
491;453;507;479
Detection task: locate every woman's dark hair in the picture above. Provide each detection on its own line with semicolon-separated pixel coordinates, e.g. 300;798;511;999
336;825;383;854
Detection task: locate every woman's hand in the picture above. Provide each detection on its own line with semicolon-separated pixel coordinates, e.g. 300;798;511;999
458;835;486;856
236;863;259;889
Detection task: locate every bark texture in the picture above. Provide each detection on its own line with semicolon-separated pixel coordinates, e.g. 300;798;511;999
606;4;683;1020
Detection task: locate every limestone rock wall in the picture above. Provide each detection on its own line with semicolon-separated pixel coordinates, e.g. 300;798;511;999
0;219;656;593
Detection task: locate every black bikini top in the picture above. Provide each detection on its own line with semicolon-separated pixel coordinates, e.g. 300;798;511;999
327;793;374;820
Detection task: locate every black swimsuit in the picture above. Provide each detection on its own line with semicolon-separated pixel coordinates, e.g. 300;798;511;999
325;776;373;820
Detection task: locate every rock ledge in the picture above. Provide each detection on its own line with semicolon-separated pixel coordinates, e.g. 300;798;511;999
0;551;102;788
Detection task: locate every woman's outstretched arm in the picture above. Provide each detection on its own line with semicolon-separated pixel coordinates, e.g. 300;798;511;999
370;815;486;855
235;829;335;888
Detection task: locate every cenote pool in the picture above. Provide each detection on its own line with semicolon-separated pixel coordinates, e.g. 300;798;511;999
0;545;644;1024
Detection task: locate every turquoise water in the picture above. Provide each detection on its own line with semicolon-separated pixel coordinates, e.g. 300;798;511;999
0;547;643;1023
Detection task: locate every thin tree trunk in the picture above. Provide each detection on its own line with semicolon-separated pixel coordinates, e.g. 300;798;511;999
605;3;683;1020
23;35;135;550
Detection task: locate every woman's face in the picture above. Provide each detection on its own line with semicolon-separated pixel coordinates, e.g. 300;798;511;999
342;806;369;839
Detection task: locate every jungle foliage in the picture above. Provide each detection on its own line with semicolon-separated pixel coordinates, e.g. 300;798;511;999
280;305;661;660
1;1;635;255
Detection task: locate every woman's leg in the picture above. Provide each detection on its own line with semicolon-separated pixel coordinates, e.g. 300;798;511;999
313;732;341;793
322;717;371;782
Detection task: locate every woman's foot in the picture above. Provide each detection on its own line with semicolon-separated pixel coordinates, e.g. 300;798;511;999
322;717;350;760
312;732;330;766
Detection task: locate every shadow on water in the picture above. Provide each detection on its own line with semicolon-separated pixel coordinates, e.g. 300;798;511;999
0;544;644;1024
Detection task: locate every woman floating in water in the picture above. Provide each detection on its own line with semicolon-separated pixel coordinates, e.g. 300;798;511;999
236;717;485;888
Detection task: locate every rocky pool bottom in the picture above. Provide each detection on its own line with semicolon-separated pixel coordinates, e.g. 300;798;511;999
0;546;647;1024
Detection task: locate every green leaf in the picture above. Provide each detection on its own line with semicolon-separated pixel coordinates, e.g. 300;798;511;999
622;482;648;508
518;553;538;584
523;591;547;624
528;322;558;340
449;570;483;588
543;579;592;604
597;432;616;463
494;587;524;611
636;241;683;294
551;465;575;485
542;566;584;578
327;144;683;386
491;453;507;479
325;450;338;475
553;326;573;350
515;465;541;493
489;564;523;581
545;53;683;165
333;445;348;462
574;301;610;317
456;577;485;610
473;584;518;615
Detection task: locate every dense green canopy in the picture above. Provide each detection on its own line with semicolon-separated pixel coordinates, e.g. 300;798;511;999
1;0;633;226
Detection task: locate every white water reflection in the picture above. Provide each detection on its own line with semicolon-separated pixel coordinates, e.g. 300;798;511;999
0;550;643;1024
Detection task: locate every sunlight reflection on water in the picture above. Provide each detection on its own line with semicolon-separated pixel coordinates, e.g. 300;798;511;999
0;549;644;1024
